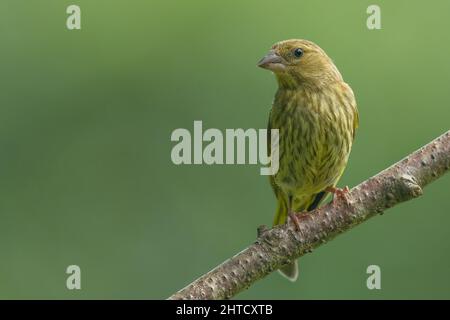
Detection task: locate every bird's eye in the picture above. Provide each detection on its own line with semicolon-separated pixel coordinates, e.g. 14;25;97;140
293;48;304;58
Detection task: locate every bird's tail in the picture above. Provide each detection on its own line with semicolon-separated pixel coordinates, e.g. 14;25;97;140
273;197;299;282
279;261;299;282
273;191;328;282
272;196;288;226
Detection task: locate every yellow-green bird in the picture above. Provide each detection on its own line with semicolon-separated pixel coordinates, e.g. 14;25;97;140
258;39;359;281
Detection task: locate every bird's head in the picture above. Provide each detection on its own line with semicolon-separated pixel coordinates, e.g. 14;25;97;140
257;39;342;88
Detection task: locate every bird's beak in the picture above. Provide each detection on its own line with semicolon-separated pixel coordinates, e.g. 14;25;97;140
257;50;286;72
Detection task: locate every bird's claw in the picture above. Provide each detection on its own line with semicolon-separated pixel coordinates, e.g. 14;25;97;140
326;186;350;203
288;212;302;231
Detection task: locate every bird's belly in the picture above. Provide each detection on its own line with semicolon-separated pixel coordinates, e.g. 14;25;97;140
274;119;352;197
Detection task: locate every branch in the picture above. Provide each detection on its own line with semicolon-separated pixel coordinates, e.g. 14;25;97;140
169;130;450;300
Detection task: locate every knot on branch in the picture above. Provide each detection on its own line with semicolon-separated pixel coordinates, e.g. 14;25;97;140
399;174;423;199
257;225;269;237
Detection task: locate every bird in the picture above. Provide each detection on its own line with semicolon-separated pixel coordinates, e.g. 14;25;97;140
257;39;359;281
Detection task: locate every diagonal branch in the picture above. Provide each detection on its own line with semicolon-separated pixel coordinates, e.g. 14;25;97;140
169;130;450;300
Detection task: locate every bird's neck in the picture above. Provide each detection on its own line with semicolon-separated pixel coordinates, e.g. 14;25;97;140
274;79;346;113
276;76;339;92
275;68;343;91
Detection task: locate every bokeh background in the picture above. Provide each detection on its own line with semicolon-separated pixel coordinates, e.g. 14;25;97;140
1;0;449;299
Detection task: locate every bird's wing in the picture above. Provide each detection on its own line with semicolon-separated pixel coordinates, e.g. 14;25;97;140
344;82;359;140
267;109;290;225
351;98;359;140
267;108;279;196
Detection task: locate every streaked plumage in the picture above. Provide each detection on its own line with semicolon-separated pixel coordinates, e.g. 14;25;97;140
258;39;359;281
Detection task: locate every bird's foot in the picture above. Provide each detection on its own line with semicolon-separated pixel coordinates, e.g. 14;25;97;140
288;212;302;231
326;186;350;203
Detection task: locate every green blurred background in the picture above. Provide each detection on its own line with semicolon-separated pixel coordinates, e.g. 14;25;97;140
0;0;449;299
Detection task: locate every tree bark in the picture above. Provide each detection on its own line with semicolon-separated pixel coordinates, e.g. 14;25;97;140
169;130;450;300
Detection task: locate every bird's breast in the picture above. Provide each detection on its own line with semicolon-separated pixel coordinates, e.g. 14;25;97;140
270;85;355;195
